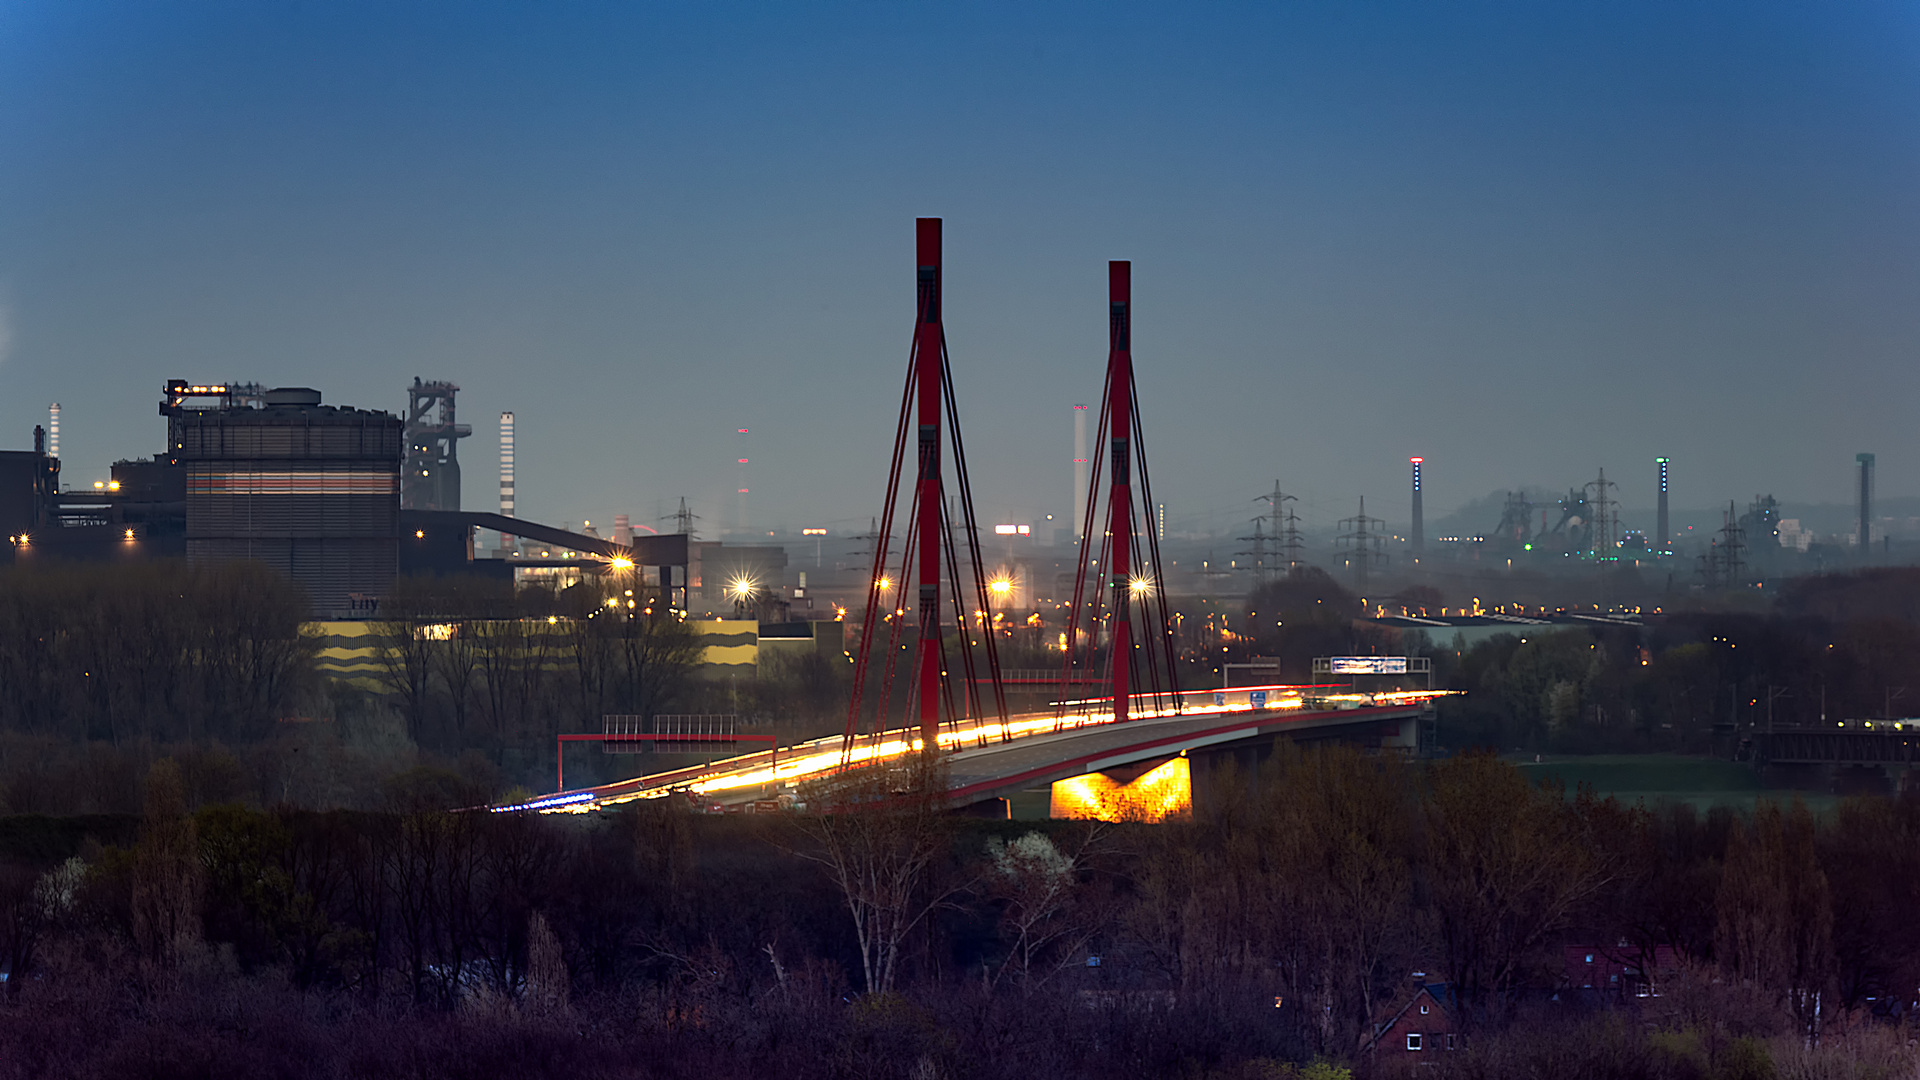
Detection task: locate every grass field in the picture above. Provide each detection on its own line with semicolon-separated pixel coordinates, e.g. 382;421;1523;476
1510;754;1838;815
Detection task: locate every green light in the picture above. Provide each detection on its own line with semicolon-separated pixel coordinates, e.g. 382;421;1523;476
1523;543;1532;551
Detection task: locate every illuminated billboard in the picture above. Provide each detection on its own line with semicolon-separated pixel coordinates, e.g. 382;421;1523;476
1329;657;1408;675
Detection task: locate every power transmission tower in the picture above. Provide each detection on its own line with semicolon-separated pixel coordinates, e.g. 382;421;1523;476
1586;468;1618;558
662;497;700;538
1695;502;1748;589
1717;501;1746;586
1235;517;1273;584
1258;481;1304;574
1278;501;1305;573
1337;497;1389;596
848;516;894;568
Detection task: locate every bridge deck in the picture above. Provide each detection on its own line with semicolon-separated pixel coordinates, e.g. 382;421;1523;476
942;703;1422;804
500;689;1433;814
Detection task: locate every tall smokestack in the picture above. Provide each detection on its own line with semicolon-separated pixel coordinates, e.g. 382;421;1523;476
498;412;515;552
1072;404;1088;543
1656;457;1670;550
47;404;59;460
1409;457;1424;557
736;427;749;537
1858;452;1875;554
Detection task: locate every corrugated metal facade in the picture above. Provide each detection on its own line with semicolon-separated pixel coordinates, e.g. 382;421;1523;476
180;405;402;618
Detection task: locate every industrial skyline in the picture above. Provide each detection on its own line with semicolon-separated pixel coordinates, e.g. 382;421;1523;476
3;2;1917;534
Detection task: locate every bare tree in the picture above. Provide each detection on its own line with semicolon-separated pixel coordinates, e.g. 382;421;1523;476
371;581;440;745
792;756;964;996
984;826;1106;993
131;760;204;977
1423;751;1624;1017
1716;799;1833;1039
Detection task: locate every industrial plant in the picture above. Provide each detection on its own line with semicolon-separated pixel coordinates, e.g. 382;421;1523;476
1;379;699;620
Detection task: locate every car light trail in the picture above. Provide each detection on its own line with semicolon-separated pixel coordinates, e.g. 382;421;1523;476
527;685;1460;815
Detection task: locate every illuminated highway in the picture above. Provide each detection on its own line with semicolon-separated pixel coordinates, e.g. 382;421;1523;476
495;684;1451;815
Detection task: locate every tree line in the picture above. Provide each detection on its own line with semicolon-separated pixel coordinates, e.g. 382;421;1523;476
1241;566;1920;755
0;562;313;747
369;575;704;760
2;749;1916;1078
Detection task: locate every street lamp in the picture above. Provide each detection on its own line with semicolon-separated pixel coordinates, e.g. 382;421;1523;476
729;574;758;619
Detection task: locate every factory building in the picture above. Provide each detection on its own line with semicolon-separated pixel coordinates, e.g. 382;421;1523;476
0;427;60;542
9;378;697;621
173;386;403;617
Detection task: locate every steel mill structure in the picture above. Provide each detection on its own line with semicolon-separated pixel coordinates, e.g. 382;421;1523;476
401;378;470;513
173;386;403;618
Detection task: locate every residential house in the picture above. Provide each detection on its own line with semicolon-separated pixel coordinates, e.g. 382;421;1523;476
1366;980;1463;1061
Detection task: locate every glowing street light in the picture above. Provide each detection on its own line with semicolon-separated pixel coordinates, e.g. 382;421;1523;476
1129;576;1153;596
988;577;1013;598
608;556;635;572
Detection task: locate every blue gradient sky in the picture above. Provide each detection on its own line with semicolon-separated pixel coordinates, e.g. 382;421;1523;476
2;2;1916;538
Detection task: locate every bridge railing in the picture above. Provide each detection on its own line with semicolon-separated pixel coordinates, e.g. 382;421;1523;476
602;713;740;753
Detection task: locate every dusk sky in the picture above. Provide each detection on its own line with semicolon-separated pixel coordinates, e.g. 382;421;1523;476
2;2;1916;540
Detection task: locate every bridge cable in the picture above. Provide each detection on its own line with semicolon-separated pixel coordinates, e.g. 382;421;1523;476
1132;383;1183;713
1055;378;1111;731
841;342;920;763
938;334;1013;738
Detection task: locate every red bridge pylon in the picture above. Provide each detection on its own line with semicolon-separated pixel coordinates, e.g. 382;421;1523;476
843;219;1011;763
1057;261;1181;727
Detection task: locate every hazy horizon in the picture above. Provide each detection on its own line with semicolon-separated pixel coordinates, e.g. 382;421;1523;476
4;2;1916;537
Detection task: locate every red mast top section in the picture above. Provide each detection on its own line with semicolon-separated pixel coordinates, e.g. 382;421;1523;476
914;219;944;752
1107;260;1133;724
